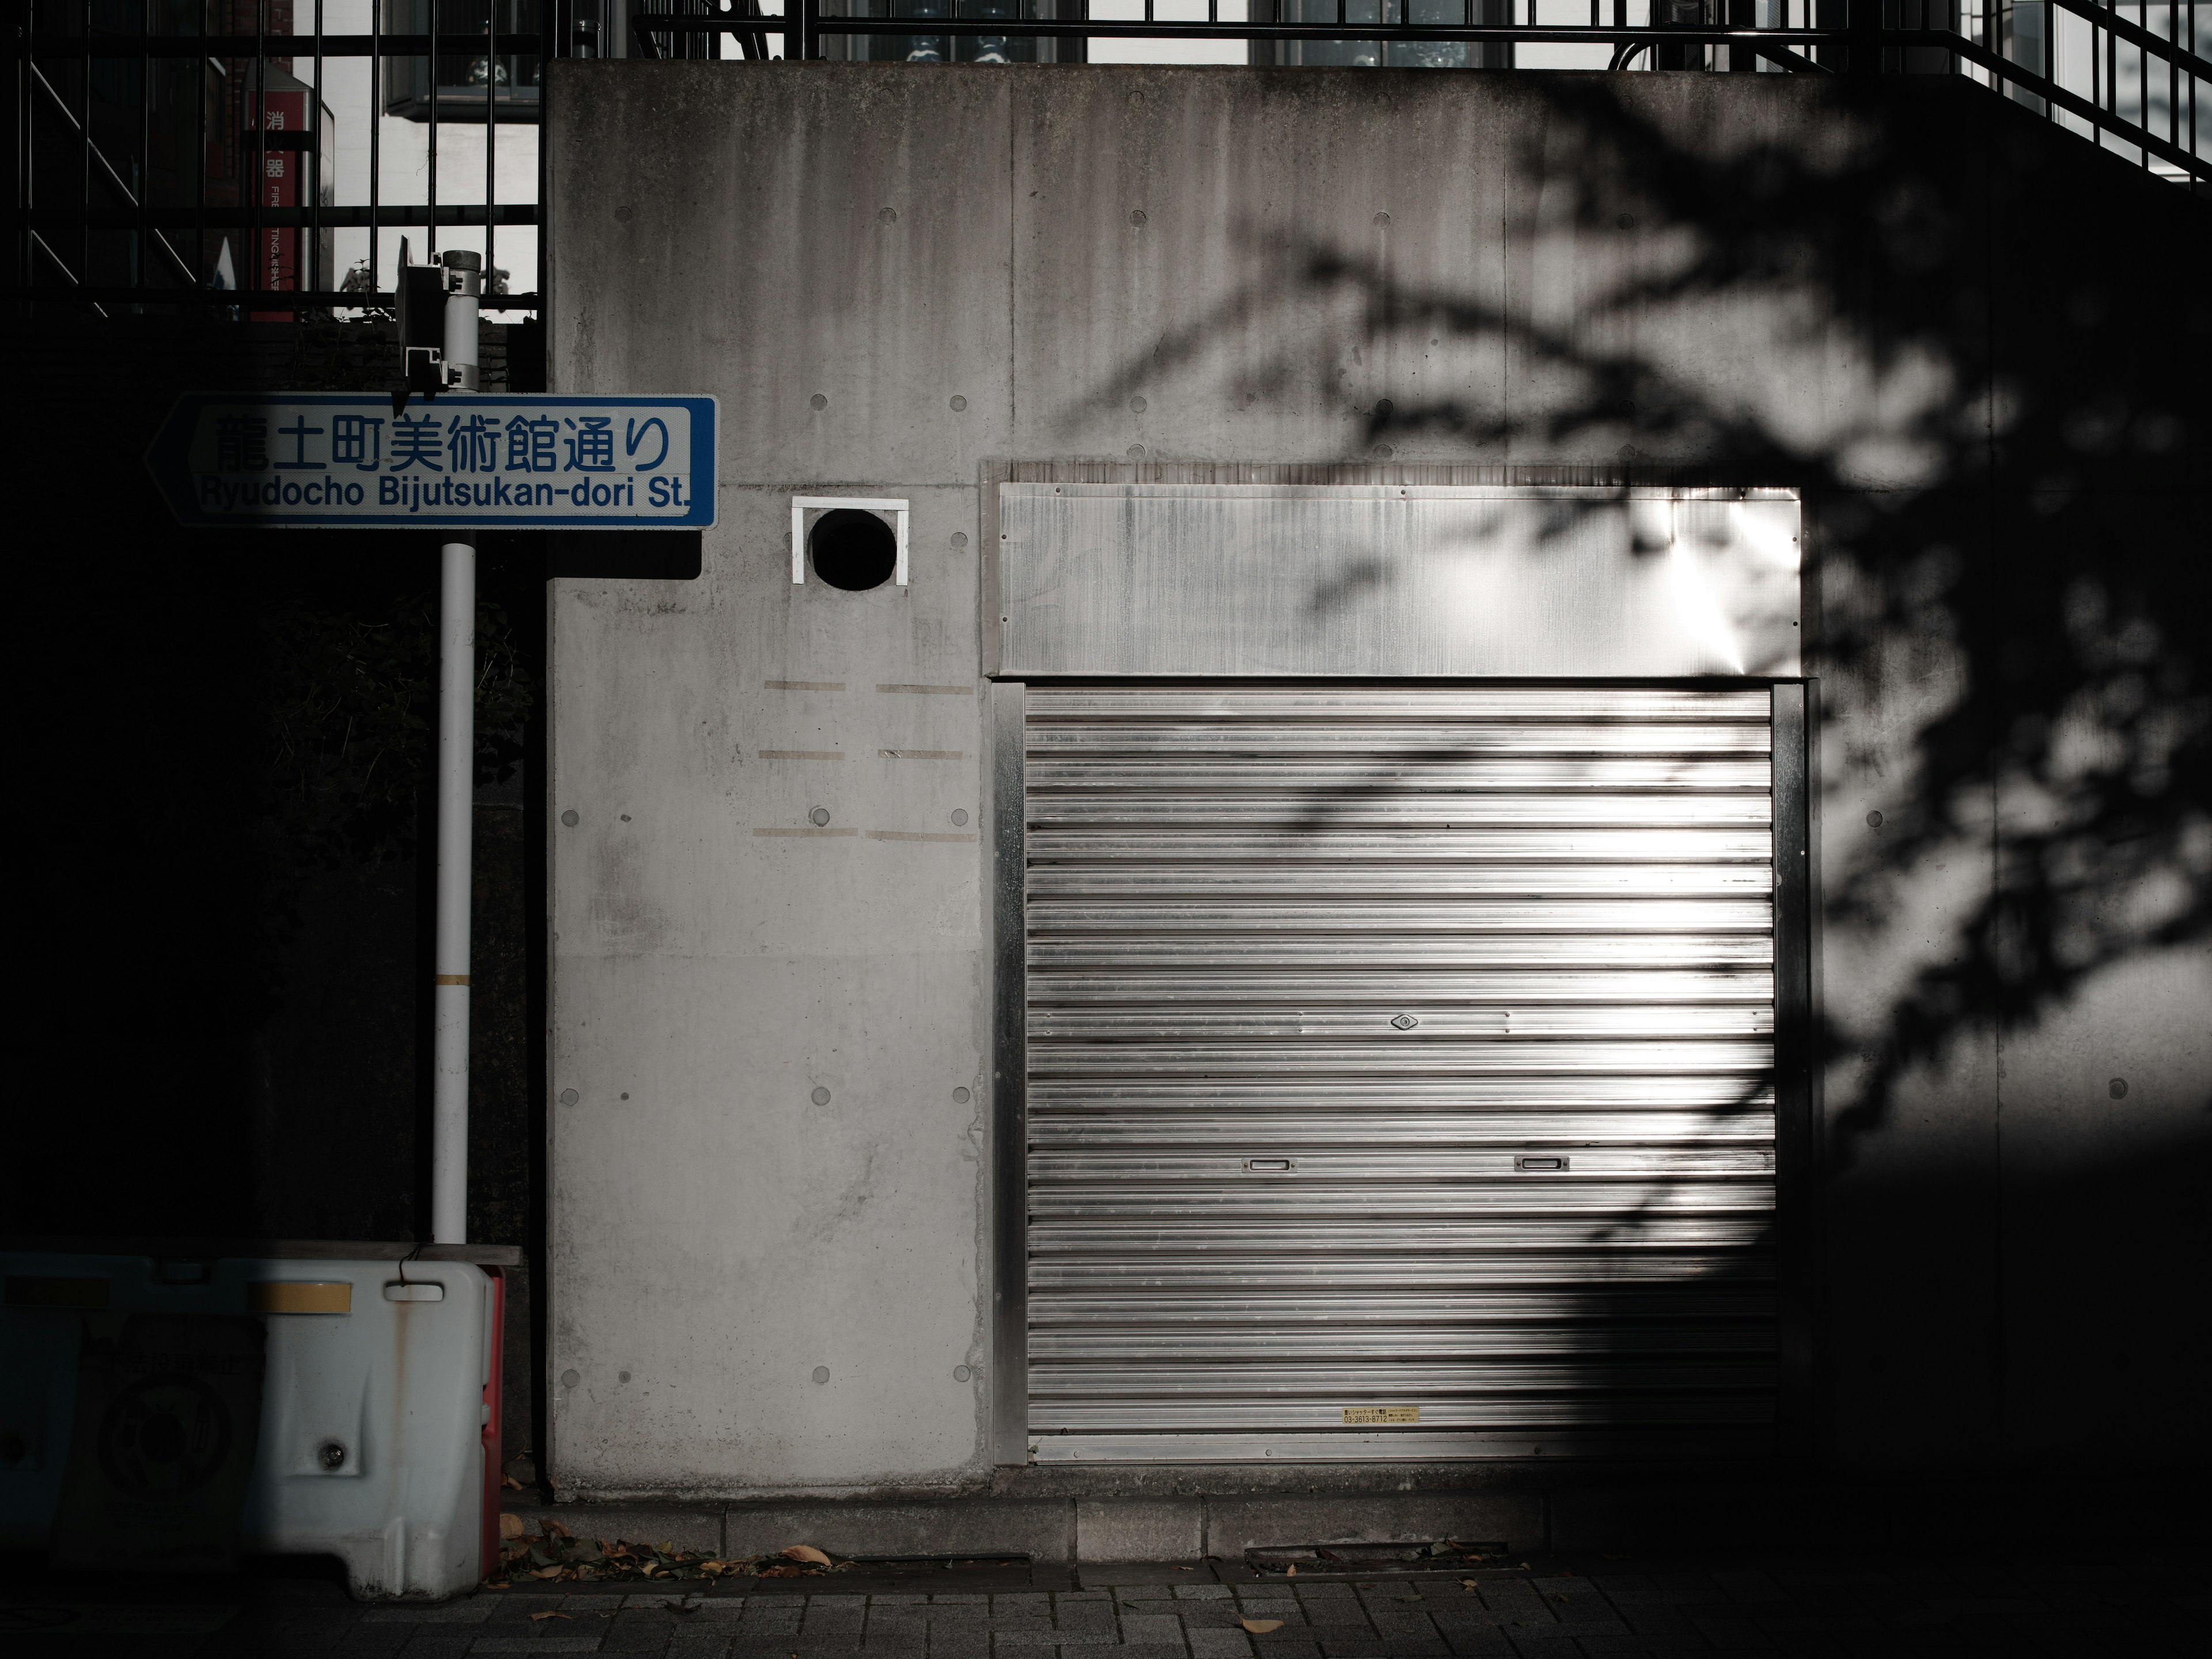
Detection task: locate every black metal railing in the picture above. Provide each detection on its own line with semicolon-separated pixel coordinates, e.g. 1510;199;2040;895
631;1;2205;186
12;2;2205;319
11;2;556;317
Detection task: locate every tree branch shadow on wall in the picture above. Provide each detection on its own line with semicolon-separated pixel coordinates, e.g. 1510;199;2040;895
1065;73;2210;1471
1099;73;2210;1162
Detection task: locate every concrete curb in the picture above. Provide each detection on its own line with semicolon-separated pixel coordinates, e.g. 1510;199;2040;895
501;1477;2206;1563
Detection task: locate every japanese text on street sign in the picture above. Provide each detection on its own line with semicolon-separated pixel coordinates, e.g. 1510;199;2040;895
145;393;717;529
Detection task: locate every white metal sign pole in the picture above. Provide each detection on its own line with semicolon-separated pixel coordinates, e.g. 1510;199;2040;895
431;251;482;1247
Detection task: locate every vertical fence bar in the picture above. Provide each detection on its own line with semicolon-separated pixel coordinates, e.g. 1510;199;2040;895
312;0;324;296
142;0;153;300
14;5;25;294
12;4;19;294
253;0;267;304
370;0;381;290
194;0;207;290
429;0;440;254
531;0;544;296
2168;0;2179;156
79;0;91;291
2104;1;2113;137
2092;0;2102;126
488;0;497;293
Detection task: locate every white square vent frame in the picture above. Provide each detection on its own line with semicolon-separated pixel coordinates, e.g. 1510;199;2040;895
791;496;910;585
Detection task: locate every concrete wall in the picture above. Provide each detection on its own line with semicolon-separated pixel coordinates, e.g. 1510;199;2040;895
546;63;2210;1497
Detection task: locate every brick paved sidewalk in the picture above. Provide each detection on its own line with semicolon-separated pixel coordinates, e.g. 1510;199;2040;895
5;1551;2207;1658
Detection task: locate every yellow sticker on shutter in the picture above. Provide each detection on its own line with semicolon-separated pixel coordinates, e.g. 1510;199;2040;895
249;1282;352;1314
1342;1406;1420;1425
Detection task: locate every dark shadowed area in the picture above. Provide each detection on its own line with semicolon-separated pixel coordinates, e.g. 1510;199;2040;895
1;320;551;1460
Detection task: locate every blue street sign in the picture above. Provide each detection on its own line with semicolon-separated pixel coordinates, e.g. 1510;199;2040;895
144;392;717;530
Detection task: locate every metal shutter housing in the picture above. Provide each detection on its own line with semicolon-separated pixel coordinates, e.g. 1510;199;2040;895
1017;684;1779;1463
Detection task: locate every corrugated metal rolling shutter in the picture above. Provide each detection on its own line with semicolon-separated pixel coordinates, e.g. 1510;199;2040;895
1019;685;1779;1463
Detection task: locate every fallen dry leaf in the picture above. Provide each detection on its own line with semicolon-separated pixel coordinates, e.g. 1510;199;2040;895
529;1566;563;1581
498;1513;525;1540
543;1517;573;1540
1461;1579;1479;1590
1240;1619;1285;1634
780;1544;832;1566
502;1475;524;1490
529;1611;572;1622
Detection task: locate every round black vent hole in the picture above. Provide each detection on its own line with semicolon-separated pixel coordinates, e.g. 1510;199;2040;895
809;509;896;592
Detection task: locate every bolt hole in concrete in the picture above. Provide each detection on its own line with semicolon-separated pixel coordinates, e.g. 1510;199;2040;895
878;206;897;223
1129;208;1147;225
319;1441;346;1470
953;1365;971;1382
809;392;828;410
559;1089;579;1106
953;1087;972;1104
812;1086;832;1107
1127;444;1146;459
949;395;967;411
560;809;578;827
950;532;968;547
560;1369;579;1388
809;806;832;826
812;1366;830;1384
1374;210;1391;225
809;507;896;591
951;809;969;826
614;204;633;223
1130;396;1147;412
1867;809;1885;828
2110;1077;2129;1099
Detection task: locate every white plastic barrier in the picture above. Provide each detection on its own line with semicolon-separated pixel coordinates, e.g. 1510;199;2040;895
0;1243;514;1599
